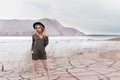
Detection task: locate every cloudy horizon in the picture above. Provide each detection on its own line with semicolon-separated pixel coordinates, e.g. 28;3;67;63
0;0;120;35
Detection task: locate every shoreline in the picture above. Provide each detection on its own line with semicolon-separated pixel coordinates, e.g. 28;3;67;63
0;35;120;41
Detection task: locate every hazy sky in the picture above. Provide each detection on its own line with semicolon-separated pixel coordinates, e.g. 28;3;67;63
0;0;120;34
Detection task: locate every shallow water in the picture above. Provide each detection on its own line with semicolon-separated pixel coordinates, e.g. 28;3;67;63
0;36;119;62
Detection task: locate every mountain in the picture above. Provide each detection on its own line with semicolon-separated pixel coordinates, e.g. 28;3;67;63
107;37;120;41
0;18;85;36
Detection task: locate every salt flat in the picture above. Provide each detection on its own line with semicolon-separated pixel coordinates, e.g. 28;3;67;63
0;38;120;80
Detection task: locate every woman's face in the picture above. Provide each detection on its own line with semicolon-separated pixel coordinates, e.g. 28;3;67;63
35;25;43;33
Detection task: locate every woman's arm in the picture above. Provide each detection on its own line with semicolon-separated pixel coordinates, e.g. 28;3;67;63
44;36;49;47
31;35;35;51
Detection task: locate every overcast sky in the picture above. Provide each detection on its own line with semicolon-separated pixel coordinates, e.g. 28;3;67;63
0;0;120;34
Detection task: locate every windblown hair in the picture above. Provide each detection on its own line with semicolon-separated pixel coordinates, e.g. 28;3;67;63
33;22;47;36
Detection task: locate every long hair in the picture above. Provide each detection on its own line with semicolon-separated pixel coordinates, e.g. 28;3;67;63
41;28;47;36
35;25;47;37
33;22;47;37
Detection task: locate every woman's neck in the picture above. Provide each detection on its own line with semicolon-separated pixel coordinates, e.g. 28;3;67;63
36;32;42;35
36;32;43;38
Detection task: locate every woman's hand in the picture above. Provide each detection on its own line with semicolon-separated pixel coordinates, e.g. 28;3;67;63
31;51;33;54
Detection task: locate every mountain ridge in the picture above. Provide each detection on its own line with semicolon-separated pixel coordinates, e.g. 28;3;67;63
0;18;85;36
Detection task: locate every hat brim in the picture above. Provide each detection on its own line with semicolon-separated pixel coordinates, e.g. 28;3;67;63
33;22;45;29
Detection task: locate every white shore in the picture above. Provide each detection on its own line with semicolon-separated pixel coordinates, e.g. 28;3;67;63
0;38;120;80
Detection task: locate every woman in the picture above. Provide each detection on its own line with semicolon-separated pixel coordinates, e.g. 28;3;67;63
31;22;51;80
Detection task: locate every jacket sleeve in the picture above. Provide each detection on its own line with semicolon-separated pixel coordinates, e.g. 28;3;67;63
44;36;49;47
31;35;35;51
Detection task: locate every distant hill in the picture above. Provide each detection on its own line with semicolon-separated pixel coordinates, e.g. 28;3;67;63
107;37;120;41
0;18;85;36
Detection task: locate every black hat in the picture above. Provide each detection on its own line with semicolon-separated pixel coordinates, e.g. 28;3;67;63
33;22;45;29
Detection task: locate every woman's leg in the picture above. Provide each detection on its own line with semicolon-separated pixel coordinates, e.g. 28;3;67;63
32;60;38;80
41;60;51;80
